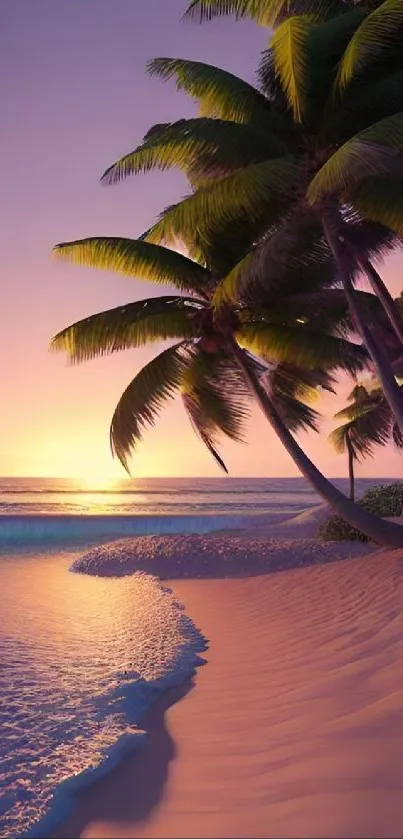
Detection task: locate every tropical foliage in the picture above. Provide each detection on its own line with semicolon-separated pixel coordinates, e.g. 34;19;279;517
51;0;403;546
329;382;403;499
52;235;363;473
319;482;403;542
101;0;403;437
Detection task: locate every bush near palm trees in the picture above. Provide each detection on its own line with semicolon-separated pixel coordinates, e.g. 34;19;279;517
319;483;403;541
101;0;403;435
329;382;403;500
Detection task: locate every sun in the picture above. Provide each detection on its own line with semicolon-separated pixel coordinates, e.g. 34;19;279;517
77;473;122;491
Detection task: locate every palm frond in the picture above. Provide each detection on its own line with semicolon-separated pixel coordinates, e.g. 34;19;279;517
257;49;302;145
271;15;314;122
182;349;249;437
257;289;352;335
327;70;403;143
53;237;210;297
184;0;274;25
236;322;368;374
259;5;355;107
307;8;367;69
330;387;394;459
181;348;250;471
307;111;403;204
334;0;403;92
110;343;191;472
334;395;380;421
271;391;321;431
350;176;403;235
50;296;201;363
143;203;277;279
347;383;372;402
266;362;336;401
262;361;330;433
184;0;338;26
393;421;403;448
346;220;400;262
145;158;300;252
305;8;368;132
213;213;333;306
329;376;403;462
182;391;229;472
101;118;284;188
147;58;273;128
335;383;372;417
329;423;351;454
139;207;207;266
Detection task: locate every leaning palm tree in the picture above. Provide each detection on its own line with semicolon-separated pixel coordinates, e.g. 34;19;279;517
52;233;403;545
52;235;358;474
102;2;403;433
329;382;403;500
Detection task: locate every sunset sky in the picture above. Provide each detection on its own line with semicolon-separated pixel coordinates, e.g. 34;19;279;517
2;0;403;481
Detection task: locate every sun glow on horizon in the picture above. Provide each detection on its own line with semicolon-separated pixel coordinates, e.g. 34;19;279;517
77;474;123;491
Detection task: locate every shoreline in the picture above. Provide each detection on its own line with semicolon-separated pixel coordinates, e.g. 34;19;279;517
53;543;403;838
47;504;403;839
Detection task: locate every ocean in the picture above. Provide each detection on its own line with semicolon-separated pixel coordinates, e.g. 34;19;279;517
0;475;391;837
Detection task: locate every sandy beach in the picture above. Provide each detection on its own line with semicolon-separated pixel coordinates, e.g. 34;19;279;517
53;510;403;839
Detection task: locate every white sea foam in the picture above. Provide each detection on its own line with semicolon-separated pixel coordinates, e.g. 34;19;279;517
70;529;372;582
0;554;207;839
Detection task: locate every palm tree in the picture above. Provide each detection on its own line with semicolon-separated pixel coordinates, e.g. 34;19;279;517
329;382;403;500
102;2;403;433
51;234;403;545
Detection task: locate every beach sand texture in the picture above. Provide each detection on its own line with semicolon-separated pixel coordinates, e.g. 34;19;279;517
54;511;403;839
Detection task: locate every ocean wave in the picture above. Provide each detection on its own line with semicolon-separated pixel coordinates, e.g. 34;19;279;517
0;486;313;495
0;570;207;839
0;513;252;546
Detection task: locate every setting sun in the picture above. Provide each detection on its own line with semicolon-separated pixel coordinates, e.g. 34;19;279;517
77;474;122;491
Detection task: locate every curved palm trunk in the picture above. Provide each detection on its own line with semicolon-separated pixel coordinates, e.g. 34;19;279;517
322;216;403;437
359;257;403;348
230;341;403;547
346;433;355;502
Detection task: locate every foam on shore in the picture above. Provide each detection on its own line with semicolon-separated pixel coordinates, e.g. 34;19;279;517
70;530;372;580
3;571;207;839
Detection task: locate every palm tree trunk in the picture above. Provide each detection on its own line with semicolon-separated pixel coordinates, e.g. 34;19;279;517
346;434;355;501
359;257;403;347
230;340;403;547
322;215;403;437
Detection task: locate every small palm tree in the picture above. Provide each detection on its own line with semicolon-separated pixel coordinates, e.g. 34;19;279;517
52;234;403;545
330;382;403;500
102;1;403;434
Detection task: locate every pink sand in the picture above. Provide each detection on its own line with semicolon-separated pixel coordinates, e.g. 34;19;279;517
54;514;403;839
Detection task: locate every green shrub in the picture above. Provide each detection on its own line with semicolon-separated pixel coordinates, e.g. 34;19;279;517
319;483;403;542
319;514;369;542
360;483;403;518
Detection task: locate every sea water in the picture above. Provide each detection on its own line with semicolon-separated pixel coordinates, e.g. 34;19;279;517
0;546;208;838
0;476;389;837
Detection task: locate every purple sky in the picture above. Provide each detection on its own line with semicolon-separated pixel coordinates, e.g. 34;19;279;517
1;0;403;480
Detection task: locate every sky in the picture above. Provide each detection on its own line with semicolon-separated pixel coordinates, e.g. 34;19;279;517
1;0;403;481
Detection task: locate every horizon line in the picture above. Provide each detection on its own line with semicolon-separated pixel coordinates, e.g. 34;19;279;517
0;475;400;482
